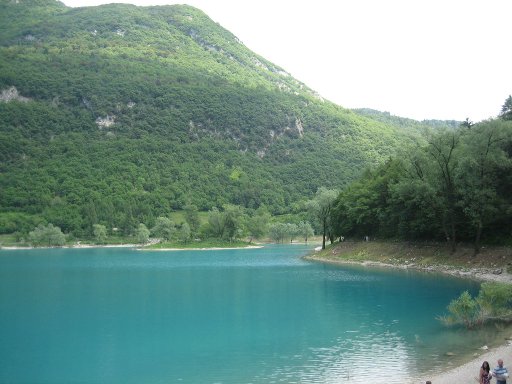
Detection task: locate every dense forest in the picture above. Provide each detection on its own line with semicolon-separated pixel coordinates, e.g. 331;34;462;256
2;0;504;248
331;102;512;253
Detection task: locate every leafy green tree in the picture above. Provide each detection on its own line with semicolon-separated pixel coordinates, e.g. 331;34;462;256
223;204;245;242
183;204;200;237
177;222;191;243
151;217;175;241
92;223;107;244
499;95;512;120
285;223;299;243
29;223;66;246
206;207;225;239
441;291;482;329
297;221;314;243
456;120;511;254
268;222;288;243
135;223;150;244
306;187;338;249
441;283;512;328
246;206;270;243
425;129;463;252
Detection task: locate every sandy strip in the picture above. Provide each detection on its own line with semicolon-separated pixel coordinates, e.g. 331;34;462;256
139;245;264;251
419;342;512;384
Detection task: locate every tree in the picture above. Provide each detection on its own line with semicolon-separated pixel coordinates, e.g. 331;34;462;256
29;223;66;246
177;222;191;243
285;223;299;243
183;204;200;237
499;95;512;120
306;187;338;249
425;129;462;253
222;204;245;242
268;222;288;243
456;120;510;254
151;217;175;241
92;223;107;244
297;221;314;243
206;207;225;239
135;223;150;244
246;206;270;243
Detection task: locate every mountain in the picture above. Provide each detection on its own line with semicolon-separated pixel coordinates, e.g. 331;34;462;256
0;0;435;236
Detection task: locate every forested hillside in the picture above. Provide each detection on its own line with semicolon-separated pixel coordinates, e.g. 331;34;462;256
0;0;443;238
332;107;512;252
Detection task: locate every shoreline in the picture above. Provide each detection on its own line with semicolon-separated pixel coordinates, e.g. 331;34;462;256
305;249;512;383
419;342;512;384
0;244;265;251
139;245;264;251
304;254;512;284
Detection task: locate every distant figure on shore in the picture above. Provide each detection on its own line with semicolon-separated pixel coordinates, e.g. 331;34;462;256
480;361;492;384
493;359;509;384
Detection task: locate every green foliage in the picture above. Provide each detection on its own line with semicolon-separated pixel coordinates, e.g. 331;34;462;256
306;187;339;249
92;223;107;244
28;222;66;246
441;283;512;328
332;117;512;249
135;223;150;244
297;221;314;242
177;222;191;243
477;282;512;318
245;206;270;242
151;217;175;241
499;95;512;121
443;291;482;328
268;222;288;243
183;205;200;238
0;1;425;236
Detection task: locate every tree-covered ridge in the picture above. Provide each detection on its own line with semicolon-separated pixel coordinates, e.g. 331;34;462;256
0;0;433;238
332;114;512;252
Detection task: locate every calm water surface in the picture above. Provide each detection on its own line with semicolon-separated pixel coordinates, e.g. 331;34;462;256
0;244;501;383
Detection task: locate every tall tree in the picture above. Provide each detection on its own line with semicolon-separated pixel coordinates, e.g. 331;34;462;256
151;217;175;241
306;187;338;250
425;129;462;253
135;223;150;245
499;95;512;121
297;221;314;243
456;120;512;254
93;223;107;244
183;204;200;238
246;206;270;243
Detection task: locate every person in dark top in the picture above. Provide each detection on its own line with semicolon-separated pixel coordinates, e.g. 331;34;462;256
480;361;492;384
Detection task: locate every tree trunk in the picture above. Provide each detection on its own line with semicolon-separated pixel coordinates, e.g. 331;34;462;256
474;220;483;256
450;216;457;254
322;218;326;250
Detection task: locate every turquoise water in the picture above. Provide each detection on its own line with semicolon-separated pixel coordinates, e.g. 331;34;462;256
0;244;492;383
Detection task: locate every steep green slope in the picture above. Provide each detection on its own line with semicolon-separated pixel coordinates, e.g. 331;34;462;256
0;0;421;236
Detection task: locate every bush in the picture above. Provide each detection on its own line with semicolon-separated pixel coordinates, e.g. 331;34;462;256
440;283;512;328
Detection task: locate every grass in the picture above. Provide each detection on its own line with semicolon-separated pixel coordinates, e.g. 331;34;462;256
145;239;254;249
312;240;512;272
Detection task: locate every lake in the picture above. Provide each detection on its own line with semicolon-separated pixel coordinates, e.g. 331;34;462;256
0;244;503;383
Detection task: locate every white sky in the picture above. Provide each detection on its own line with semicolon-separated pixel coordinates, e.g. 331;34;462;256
60;0;512;122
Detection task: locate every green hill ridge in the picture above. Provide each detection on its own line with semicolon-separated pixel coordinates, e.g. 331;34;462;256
0;0;446;237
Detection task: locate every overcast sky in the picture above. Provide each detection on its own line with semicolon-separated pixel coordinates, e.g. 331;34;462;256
60;0;512;122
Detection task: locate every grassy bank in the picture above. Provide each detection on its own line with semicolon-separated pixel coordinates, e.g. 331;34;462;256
145;239;256;250
307;240;512;276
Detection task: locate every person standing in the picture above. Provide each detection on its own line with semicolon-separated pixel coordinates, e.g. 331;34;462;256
480;361;492;384
493;359;509;384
